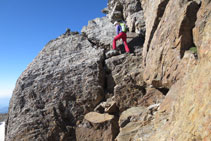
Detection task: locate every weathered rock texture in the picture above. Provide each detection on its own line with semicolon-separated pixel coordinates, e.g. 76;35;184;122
140;0;211;140
105;0;146;35
105;53;145;112
5;0;211;140
76;112;119;141
151;59;211;140
149;0;211;140
142;0;199;88
5;33;105;141
116;105;159;141
82;17;116;48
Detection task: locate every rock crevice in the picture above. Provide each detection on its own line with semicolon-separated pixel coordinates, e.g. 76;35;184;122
5;0;211;140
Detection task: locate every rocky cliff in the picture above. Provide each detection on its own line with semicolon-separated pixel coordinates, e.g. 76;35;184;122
5;0;210;141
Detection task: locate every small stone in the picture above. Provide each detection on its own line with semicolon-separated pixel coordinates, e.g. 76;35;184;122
84;112;114;124
104;101;118;114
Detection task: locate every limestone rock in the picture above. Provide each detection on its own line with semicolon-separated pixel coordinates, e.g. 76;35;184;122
104;101;117;114
5;33;105;141
142;0;200;87
76;112;119;141
81;16;116;48
107;1;123;22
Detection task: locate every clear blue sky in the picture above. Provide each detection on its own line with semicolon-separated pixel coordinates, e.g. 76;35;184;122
0;0;107;104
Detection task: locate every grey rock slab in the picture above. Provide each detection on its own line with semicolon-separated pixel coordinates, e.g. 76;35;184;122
81;16;116;48
5;33;105;141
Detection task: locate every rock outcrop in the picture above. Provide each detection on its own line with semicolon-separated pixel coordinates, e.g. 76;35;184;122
5;0;211;140
104;0;146;36
142;0;200;88
82;17;116;48
5;33;105;141
139;0;211;140
149;0;211;140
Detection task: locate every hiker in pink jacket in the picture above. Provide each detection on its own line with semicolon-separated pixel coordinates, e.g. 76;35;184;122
112;21;130;53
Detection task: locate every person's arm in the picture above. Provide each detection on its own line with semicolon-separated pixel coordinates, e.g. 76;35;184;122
116;25;120;35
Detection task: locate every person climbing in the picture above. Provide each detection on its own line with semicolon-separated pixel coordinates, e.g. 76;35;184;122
113;21;130;53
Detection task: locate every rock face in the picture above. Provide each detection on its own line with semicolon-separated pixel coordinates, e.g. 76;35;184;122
151;60;211;140
140;0;211;140
81;17;116;48
105;52;145;112
5;33;105;141
150;0;211;140
138;87;165;107
105;0;146;35
142;0;199;88
5;0;211;140
116;106;159;141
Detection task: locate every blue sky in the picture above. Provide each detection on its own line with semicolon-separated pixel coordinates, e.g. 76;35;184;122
0;0;107;105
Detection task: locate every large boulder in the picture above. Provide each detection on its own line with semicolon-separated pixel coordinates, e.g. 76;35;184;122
5;33;105;141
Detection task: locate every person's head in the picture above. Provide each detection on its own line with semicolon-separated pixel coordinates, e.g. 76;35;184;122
114;21;119;26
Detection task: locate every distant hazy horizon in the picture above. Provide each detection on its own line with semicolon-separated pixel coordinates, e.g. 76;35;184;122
0;97;10;113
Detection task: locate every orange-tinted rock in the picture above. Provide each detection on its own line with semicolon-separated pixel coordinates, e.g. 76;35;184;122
151;58;211;140
193;0;211;59
142;0;200;87
150;1;211;140
76;112;119;141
